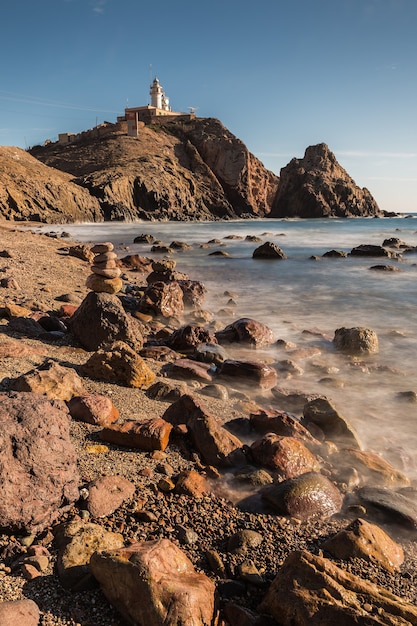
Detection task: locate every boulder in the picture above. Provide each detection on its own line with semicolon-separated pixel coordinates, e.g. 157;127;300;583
217;359;278;390
261;472;342;520
80;341;156;388
302;397;361;449
269;143;381;218
55;519;124;590
252;242;287;259
10;359;86;401
333;326;379;355
99;418;172;452
216;317;275;348
322;517;404;572
69;291;144;351
250;434;321;478
350;244;394;257
0;392;79;533
259;549;417;625
164;324;217;352
0;599;40;626
90;539;215;626
137;281;184;319
67;393;120;427
177;279;207;309
146;380;189;402
163;394;243;467
165;358;213;383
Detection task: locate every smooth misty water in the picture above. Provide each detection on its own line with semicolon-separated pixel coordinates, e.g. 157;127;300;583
38;217;417;481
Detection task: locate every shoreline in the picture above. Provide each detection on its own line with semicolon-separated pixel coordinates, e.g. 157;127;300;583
0;222;417;625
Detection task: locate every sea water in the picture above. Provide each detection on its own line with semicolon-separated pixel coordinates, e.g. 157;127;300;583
39;217;417;482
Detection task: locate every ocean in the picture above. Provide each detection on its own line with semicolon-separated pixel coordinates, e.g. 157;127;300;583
38;216;417;482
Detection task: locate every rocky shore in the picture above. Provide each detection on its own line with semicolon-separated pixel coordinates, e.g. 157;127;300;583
0;221;416;626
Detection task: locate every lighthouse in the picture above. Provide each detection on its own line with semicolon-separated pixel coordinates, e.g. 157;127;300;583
150;77;170;111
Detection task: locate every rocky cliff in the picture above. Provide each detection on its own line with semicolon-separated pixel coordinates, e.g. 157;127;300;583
29;118;279;222
0;147;102;223
269;143;381;218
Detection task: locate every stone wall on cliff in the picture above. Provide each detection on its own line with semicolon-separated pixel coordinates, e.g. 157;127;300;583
269;143;381;218
0;147;102;223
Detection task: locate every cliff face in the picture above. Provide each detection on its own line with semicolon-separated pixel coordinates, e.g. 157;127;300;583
269;143;381;218
29;119;279;222
0;147;102;223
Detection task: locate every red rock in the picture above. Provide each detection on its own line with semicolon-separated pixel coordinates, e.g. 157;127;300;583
167;358;213;382
67;394;119;427
137;280;184;318
217;359;278;390
165;324;217;352
250;434;321;478
175;470;210;497
87;475;136;518
100;418;172;451
216;317;274;348
58;303;79;318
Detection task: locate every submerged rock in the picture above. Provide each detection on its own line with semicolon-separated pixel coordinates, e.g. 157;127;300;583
333;326;379;354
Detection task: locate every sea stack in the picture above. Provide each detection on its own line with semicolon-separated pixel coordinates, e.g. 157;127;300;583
86;242;123;294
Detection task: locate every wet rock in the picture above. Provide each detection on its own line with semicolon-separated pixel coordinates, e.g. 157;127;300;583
164;324;217;352
137;280;184;318
250;434;321;478
322;249;347;258
194;342;229;365
333;326;379;354
217;359;278;390
133;233;156;244
70;291;144;351
67;393;119;427
80;341;156;388
271;387;321;414
165;358;214;382
0;599;40;626
55;519;124;591
252;242;287;259
249;408;319;448
177;279;207;309
331;448;410;489
0;392;79;533
350;486;417;530
163;394;243;467
216;317;275;348
99;418;172;452
302;397;361;449
350;243;394;257
86;475;136;518
117;253;153;271
369;264;400;272
261;472;342;520
90;539;215;626
10;359;86;401
259;549;417;625
200;383;229;401
322;517;404;572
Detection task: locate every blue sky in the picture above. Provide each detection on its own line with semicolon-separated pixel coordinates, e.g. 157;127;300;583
1;0;416;213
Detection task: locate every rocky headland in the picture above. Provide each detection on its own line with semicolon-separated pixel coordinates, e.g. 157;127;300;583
0;222;416;625
0;118;384;222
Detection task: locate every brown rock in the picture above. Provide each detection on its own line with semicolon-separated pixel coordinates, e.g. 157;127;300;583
0;599;40;626
80;341;155;388
216;317;275;348
331;448;410;489
253;242;287;259
163;394;243;467
67;393;119;427
175;470;211;497
302;397;361;449
322;517;404;572
10;359;86;401
91;265;122;279
137;280;184;318
164;324;217;352
91;242;114;254
69;244;95;262
217;359;278;390
87;475;136;518
85;273;123;294
70;291;143;351
0;392;79;533
146;379;189;402
55;519;124;590
333;326;379;354
90;538;215;626
249;407;320;448
269;143;381;218
100;418;172;452
117;253;153;271
260;549;417;625
166;358;213;382
250;434;321;478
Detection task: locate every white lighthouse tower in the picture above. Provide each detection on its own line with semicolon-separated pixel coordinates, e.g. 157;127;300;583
150;77;171;111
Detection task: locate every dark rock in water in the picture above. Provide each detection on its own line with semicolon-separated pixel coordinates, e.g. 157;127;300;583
330;448;409;489
176;279;207;309
350;244;394;257
117;254;153;271
333;326;379;355
269;143;381;218
164;324;217;352
164;358;214;383
302;396;361;449
194;342;229;365
249;408;319;448
350;486;417;530
217;359;278;390
322;249;347;258
252;242;287;259
170;240;193;250
0;392;79;533
133;233;156;244
261;472;342;520
271;387;321;414
369;264;400;272
216;317;274;348
396;390;417;403
69;291;144;351
250;434;321;479
137;281;184;319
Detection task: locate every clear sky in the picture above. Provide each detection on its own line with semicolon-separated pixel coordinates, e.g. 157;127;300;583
1;0;416;213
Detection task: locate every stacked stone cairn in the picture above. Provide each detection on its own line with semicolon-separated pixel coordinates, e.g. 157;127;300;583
85;242;123;294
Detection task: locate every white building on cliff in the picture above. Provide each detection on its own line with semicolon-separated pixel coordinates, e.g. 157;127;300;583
125;76;193;136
